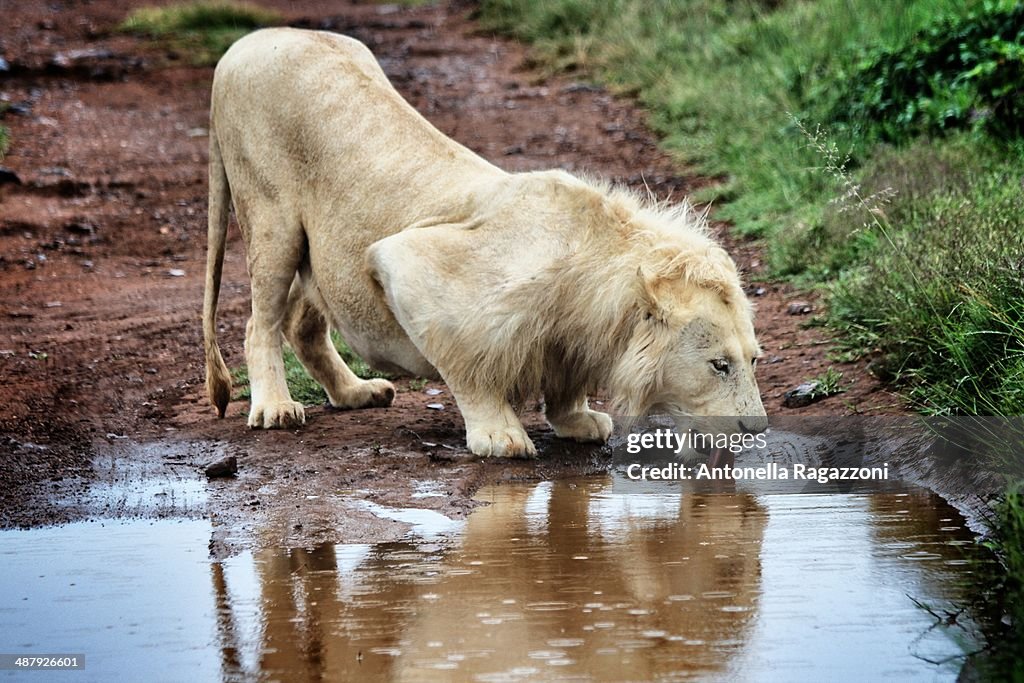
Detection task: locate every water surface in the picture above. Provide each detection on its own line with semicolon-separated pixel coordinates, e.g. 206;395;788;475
0;478;987;682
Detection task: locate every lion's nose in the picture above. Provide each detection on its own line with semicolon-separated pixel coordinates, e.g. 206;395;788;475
738;417;768;434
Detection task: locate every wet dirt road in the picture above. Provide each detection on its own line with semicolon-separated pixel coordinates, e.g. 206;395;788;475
0;0;904;539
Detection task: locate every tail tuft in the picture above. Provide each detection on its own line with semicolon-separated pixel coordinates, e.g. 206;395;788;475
206;345;231;418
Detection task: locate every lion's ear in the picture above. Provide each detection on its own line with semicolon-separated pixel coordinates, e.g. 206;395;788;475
639;264;692;324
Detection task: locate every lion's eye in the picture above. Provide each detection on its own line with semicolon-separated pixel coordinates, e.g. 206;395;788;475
711;358;731;375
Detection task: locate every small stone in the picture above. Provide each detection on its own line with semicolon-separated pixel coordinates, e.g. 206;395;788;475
424;388;443;396
753;287;766;296
65;220;96;235
787;301;812;315
168;268;185;277
561;82;602;94
782;381;822;408
0;166;22;185
204;455;238;478
426;403;445;410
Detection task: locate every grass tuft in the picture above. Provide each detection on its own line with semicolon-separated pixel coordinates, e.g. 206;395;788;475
120;1;281;65
231;333;390;406
808;367;845;400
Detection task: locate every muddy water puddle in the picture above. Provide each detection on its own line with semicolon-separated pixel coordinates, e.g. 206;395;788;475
1;478;988;682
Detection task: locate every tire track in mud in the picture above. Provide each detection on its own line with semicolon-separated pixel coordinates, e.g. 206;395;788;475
0;0;897;542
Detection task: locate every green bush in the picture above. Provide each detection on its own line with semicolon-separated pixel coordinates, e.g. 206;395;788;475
820;1;1024;144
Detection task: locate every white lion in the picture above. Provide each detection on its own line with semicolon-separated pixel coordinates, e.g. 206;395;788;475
203;28;767;457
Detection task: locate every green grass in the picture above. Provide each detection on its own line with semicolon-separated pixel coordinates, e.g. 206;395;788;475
979;484;1024;679
807;367;845;400
477;0;980;237
0;126;8;158
119;1;281;65
824;138;1024;417
231;333;389;405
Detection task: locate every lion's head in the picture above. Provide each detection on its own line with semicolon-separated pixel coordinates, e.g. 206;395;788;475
606;200;767;435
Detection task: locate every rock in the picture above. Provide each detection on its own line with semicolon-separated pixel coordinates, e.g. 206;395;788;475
204;456;238;478
65;220;96;235
787;301;812;315
0;57;9;73
561;82;603;94
424;388;443;396
167;268;186;277
0;166;22;185
50;48;115;69
426;403;445;410
6;102;33;116
753;286;767;296
782;381;823;408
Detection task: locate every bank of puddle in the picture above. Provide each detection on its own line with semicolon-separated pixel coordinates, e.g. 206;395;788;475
1;477;990;682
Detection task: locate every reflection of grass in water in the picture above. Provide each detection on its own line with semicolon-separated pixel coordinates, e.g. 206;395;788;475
119;1;281;65
231;332;389;405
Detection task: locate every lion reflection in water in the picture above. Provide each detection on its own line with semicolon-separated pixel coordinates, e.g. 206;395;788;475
212;480;767;681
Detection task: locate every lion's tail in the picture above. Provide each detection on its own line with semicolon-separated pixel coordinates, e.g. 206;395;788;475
203;123;232;418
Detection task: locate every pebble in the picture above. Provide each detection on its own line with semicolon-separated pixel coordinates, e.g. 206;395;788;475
782;381;823;408
204;456;238;478
0;166;22;185
787;301;813;315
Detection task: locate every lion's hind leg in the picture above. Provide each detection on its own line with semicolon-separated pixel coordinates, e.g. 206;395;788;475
283;279;395;410
241;206;306;429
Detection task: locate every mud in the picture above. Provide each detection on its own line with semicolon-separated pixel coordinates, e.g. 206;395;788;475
1;0;903;541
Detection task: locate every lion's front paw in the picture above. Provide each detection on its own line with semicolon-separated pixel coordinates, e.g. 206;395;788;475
466;424;537;458
328;378;396;410
248;400;306;429
549;408;614;443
